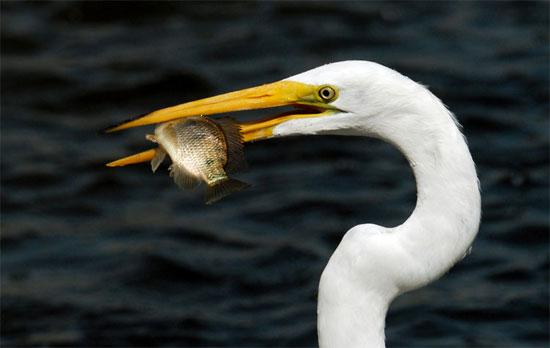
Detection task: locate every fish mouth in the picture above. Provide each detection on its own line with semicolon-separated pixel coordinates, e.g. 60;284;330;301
105;80;339;166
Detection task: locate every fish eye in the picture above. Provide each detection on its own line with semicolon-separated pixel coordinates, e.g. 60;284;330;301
318;85;337;102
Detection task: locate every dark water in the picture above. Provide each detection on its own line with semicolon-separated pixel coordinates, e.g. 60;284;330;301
1;2;548;347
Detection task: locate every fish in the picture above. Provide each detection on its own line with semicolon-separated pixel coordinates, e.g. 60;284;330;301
146;116;250;204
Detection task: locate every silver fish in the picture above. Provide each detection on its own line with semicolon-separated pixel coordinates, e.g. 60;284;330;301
146;117;249;204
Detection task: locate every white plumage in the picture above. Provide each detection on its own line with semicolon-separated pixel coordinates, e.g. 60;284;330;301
273;61;481;348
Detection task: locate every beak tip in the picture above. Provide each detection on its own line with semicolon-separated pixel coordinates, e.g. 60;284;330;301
102;124;123;134
98;127;113;135
103;112;152;133
105;149;157;168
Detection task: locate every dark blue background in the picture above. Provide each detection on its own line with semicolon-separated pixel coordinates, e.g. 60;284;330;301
2;1;548;347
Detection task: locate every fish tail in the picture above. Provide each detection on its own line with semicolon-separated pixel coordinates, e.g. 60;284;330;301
205;177;250;204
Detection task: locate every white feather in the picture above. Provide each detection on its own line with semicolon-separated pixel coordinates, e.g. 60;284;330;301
275;61;481;348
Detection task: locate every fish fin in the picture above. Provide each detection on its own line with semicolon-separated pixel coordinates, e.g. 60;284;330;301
169;164;199;189
216;117;248;173
205;177;250;204
146;134;158;143
150;147;166;173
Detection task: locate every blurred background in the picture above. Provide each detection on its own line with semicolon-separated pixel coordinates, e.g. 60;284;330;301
1;1;548;347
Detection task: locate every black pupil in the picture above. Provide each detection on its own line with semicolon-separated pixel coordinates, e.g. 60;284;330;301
322;89;331;98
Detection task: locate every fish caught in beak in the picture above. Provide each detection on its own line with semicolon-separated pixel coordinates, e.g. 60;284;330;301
106;80;340;167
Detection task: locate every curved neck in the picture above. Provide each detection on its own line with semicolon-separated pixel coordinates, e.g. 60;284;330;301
318;105;480;348
391;112;481;287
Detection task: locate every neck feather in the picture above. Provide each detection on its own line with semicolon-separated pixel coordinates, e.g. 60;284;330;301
390;109;481;289
318;100;480;348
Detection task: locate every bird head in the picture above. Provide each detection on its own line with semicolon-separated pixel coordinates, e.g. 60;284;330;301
104;60;449;172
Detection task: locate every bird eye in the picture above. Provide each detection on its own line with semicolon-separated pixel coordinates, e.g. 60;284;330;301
318;86;337;102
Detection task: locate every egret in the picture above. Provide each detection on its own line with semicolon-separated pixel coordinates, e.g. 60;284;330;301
107;61;481;348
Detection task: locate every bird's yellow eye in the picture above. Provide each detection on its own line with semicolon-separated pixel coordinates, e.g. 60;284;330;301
317;85;337;102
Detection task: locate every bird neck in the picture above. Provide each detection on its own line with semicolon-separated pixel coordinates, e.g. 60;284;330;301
318;258;392;348
391;111;481;289
318;102;480;348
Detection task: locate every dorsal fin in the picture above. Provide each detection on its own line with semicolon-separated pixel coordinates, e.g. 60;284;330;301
215;117;248;173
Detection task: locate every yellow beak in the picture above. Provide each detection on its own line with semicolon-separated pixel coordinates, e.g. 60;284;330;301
106;80;337;167
106;149;157;167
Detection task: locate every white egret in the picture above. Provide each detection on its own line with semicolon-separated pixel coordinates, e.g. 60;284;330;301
107;61;481;348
